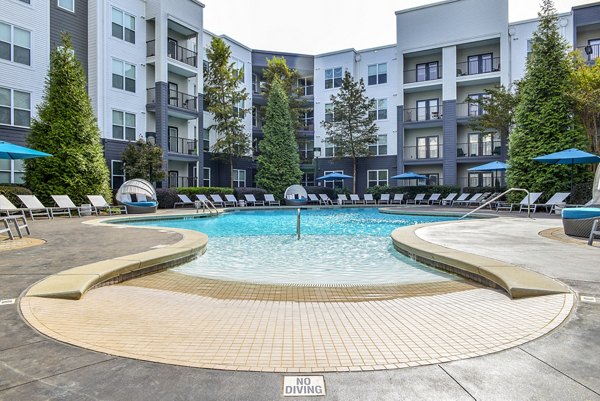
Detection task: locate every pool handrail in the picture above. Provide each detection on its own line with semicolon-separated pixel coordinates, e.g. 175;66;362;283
461;188;532;219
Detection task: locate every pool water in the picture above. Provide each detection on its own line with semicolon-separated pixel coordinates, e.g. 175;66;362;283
126;208;458;285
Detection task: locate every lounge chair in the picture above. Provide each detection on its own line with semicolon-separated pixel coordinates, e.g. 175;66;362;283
538;192;570;214
408;194;426;205
337;194;352;205
464;193;488;207
0;195;27;218
391;193;405;204
0;215;30;240
319;194;334;205
52;195;94;217
224;194;239;207
174;194;195;208
441;193;457;206
451;193;470;207
379;194;390;204
244;194;265;206
350;194;364;204
428;193;441;205
196;194;210;203
16;195;52;220
264;194;280;206
210;194;226;207
496;192;543;212
307;194;321;204
87;195;128;215
364;194;376;204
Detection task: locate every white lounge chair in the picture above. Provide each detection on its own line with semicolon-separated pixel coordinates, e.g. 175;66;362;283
87;195;128;215
451;193;470;207
379;194;390;204
408;194;426;205
307;194;321;204
441;193;457;206
496;192;543;212
52;195;94;217
16;195;52;220
350;194;364;204
539;192;570;214
264;194;280;206
337;194;352;205
224;194;238;207
196;194;210;203
363;194;376;204
210;194;226;207
391;193;405;204
174;194;195;208
428;193;441;205
464;193;487;207
244;194;265;206
0;195;27;218
454;193;481;207
319;194;334;205
1;215;30;240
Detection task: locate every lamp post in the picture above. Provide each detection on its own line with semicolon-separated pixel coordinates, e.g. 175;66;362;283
313;147;321;186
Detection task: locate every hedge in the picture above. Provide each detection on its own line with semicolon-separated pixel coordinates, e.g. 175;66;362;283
233;187;267;200
176;187;234;201
0;185;33;206
366;185;461;201
156;188;180;209
304;186;337;200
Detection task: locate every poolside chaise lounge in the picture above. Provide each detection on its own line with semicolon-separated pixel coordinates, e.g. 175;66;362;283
174;194;195;208
244;194;265;206
210;194;226;207
0;195;27;218
391;193;405;204
224;194;239;206
195;194;210;203
407;193;426;205
496;192;543;213
319;194;334;205
441;193;457;206
264;194;280;206
451;193;471;207
337;194;352;205
16;195;53;220
538;192;571;214
0;215;30;240
52;195;94;217
364;194;376;204
307;194;321;205
87;195;128;215
350;194;364;204
427;193;441;205
464;192;490;207
379;194;390;204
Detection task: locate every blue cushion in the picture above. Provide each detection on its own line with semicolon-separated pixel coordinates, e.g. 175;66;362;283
124;201;157;208
561;207;600;220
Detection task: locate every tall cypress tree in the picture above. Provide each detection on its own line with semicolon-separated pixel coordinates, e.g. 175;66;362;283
508;0;590;195
256;78;302;199
25;33;111;205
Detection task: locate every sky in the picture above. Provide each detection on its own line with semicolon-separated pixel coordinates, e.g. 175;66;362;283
201;0;593;54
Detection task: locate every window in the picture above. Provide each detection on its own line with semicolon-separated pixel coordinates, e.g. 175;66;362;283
467;93;489;117
324;103;334;123
0;159;24;184
233;169;246;188
417;136;439;159
299;110;314;130
526;39;533;59
302;172;315;187
298;139;314;160
367;169;388;188
252;106;257;127
298;77;314;96
252;74;259;94
468;172;493;188
233;100;244;118
0;22;31;66
0;87;31;127
203;128;210;151
324;141;335;157
369;135;387;156
203;167;211;187
112;59;135;92
232;57;244;77
111;7;135;43
587;39;600;61
368;63;387;85
18;0;31;4
112;110;136;141
324;67;342;89
425;173;439;186
369;98;387;120
416;62;439;82
111;160;125;189
323;170;343;188
58;0;74;12
468;133;499;157
416;99;440;121
467;53;493;75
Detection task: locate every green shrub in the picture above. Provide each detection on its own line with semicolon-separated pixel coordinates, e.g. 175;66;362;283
233;187;267;200
176;187;234;201
0;185;33;206
304;186;337;200
156;188;179;209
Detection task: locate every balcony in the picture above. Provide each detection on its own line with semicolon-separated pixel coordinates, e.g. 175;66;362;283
168;175;198;188
456;102;486;119
578;44;600;64
457;141;502;158
147;88;198;113
403;145;443;161
404;106;443;123
403;68;442;84
146;40;198;68
456;57;500;76
168;137;198;156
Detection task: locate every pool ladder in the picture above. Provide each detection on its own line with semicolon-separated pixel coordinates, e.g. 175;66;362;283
460;188;532;219
196;200;220;216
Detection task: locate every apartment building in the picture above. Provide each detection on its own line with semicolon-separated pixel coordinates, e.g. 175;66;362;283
1;0;599;192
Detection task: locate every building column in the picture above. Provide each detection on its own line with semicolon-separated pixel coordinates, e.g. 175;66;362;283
396;105;405;175
197;92;204;186
155;81;169;188
442;100;458;186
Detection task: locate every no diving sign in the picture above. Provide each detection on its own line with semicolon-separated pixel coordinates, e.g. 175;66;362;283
283;376;326;397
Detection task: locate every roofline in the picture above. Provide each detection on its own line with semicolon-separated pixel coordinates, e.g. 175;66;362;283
316;48;357;58
395;0;460;16
189;0;205;8
509;10;571;27
251;49;314;58
203;29;252;52
572;1;600;10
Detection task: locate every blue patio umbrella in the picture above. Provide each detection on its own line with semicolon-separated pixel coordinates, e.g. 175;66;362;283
468;161;508;189
390;172;428;186
0;141;52;160
316;172;353;180
534;148;600;192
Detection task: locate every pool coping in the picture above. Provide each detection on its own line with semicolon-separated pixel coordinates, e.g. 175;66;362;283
391;220;571;299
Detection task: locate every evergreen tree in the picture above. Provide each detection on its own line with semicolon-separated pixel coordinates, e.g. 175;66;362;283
205;36;250;188
25;33;111;204
508;0;590;195
256;79;303;199
321;71;378;193
121;139;165;183
569;54;600;154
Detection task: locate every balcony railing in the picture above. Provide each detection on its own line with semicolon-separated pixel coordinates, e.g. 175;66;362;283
147;88;198;112
403;68;442;84
578;44;600;62
456;102;486;118
403;145;444;161
168;137;198;155
457;141;502;158
456;57;500;76
299;119;314;131
404;105;443;122
145;40;198;68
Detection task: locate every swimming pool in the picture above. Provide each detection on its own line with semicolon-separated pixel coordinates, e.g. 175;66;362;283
126;208;458;285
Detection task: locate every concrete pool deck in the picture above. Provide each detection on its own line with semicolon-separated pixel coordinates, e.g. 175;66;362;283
0;207;599;400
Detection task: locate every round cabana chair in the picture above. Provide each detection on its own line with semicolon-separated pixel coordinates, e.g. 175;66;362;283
116;179;158;214
283;185;308;206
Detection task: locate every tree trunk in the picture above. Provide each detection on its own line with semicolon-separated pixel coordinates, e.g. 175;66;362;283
352;157;357;194
230;155;234;189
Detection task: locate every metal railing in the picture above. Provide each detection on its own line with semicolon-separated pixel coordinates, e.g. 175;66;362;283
456;102;487;118
147;88;198;111
169;176;198;188
404;105;443;122
403;145;443;161
456;57;501;76
196;199;219;215
403;68;442;84
578;44;600;62
168;137;197;155
167;42;198;67
457;141;502;158
461;188;532;219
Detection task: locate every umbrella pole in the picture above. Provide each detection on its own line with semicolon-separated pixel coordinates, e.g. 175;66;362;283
571;161;574;194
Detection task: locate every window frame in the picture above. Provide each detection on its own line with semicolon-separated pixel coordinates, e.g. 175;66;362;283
0;22;31;66
369;98;388;121
416;61;439;82
467;53;493;75
367;169;388;188
415;98;440;121
57;0;75;12
368;134;387;156
324;103;334;123
111;109;136;141
111;59;136;93
298;77;314;96
324;67;342;89
111;160;125;189
233;169;246;188
203;167;211;187
367;63;387;85
416;135;440;159
111;6;135;44
324;170;344;189
0;86;31;128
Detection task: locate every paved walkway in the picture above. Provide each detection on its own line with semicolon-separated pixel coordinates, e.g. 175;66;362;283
0;209;599;400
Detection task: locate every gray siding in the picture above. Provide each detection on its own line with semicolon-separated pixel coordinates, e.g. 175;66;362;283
197;92;204;182
442;100;457;185
0;127;29;146
102;139;129;164
573;4;600;27
396;105;404;174
50;0;88;77
251;51;314;74
315;156;397;194
204;153;254;188
154;82;169;188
